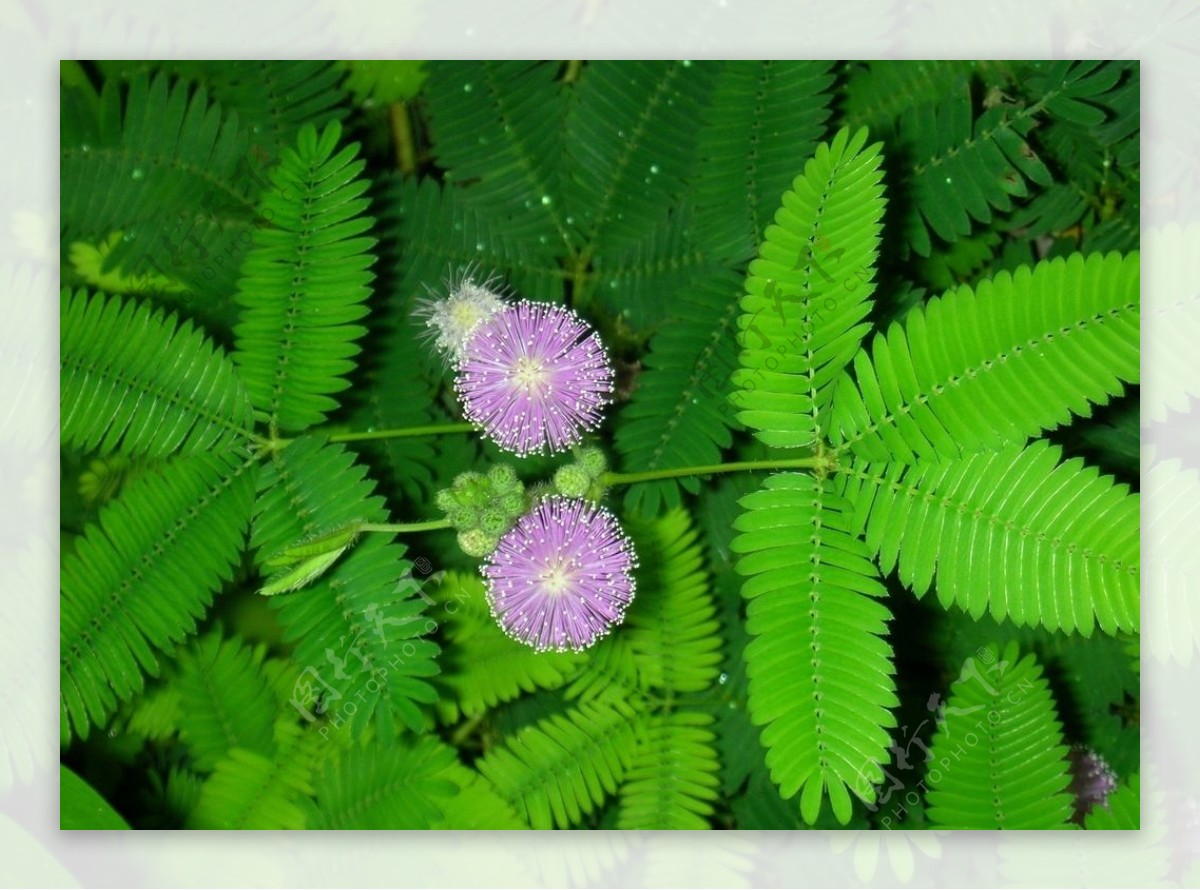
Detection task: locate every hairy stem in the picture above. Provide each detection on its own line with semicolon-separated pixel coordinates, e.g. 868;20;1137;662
328;422;475;444
360;519;454;534
451;713;486;747
389;101;417;175
601;456;824;487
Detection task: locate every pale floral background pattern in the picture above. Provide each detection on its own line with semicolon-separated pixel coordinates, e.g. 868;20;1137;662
8;0;1196;884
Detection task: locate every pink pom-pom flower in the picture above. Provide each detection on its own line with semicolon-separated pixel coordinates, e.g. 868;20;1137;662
481;497;637;652
453;300;614;457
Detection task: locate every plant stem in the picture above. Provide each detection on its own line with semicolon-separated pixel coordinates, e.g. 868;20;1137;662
389;101;417;175
328;422;475;444
601;456;823;487
360;519;454;535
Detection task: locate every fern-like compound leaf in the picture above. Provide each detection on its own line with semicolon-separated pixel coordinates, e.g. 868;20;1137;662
60;72;258;307
1024;60;1129;128
60;452;257;741
175;631;277;771
233;120;376;432
428;758;529;829
900;90;1052;256
731;472;898;824
730;126;886;449
840;60;977;142
614;261;745;514
61;288;255;458
926;642;1074;829
691;60;836;260
432;571;583;723
839;440;1139;636
424;60;571;251
388;176;564;309
475;701;641;829
343;306;438;502
136;61;349;162
252;435;440;739
564;61;716;256
625;509;722;693
831;251;1139;463
187;723;320;829
304;736;458;829
616;712;720;830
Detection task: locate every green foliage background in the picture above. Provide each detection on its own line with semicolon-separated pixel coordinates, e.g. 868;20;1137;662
59;59;1140;830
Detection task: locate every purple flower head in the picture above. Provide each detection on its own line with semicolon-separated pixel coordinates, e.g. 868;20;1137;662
454;300;614;457
1068;746;1119;820
481;497;637;652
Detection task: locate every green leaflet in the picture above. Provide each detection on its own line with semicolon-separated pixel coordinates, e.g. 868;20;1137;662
926;642;1074;829
61;288;255;458
895;61;1132;256
340;60;428;106
564;61;716;257
60;72;259;312
830;252;1140;462
611;229;744;514
839;440;1139;636
60;764;130;829
898;90;1051;256
616;712;720;830
258;522;363;597
614;62;838;510
691;61;837;260
174;632;277;771
60;451;257;741
187;723;320;829
730;126;886;449
428;758;529;829
840;60;978;141
341;292;439;503
232;120;376;432
624;509;722;693
425;60;571;251
386;174;564;308
121;61;349;162
475;700;641;830
253;436;440;738
304;736;457;829
731;472;898;825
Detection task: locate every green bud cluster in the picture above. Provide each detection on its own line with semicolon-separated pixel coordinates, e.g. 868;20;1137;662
552;446;610;500
436;465;528;558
